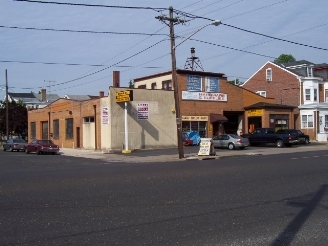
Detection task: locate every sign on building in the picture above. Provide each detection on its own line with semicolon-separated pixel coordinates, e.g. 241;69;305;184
116;90;133;103
186;75;202;91
102;107;109;124
182;91;227;101
137;103;149;120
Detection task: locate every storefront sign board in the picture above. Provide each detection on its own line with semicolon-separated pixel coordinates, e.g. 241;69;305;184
198;138;213;156
182;116;208;121
182;91;227;101
247;109;263;116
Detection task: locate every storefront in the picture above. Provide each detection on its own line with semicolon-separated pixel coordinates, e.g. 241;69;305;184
182;116;208;137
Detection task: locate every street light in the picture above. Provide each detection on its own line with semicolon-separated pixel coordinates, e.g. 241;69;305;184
168;11;221;159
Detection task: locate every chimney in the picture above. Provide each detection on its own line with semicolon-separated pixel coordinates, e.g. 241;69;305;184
41;88;46;101
113;71;120;87
99;91;104;98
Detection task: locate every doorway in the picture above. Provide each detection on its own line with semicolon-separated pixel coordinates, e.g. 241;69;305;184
42;121;48;139
76;127;80;148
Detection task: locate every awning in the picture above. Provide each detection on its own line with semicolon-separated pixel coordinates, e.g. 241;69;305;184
210;114;228;123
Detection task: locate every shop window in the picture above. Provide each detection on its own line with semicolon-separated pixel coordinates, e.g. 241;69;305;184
182;121;207;137
30;122;36;139
66;118;73;139
266;68;272;81
162;80;172;90
53;119;59;139
83;116;94;123
302;115;313;128
275;119;288;130
305;89;311;101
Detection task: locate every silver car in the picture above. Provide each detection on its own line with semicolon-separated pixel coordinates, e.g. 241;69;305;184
3;138;27;152
212;134;250;150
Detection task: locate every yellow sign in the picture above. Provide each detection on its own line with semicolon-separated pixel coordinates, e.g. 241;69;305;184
116;90;133;103
248;109;263;117
182;116;208;121
208;125;213;132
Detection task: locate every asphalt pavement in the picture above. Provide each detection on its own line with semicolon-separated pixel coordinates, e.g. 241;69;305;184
58;141;328;162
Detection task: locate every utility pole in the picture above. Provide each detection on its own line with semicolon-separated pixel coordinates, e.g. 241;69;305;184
156;6;186;159
5;69;9;140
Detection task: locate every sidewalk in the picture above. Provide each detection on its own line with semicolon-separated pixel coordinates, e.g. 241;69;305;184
59;141;328;163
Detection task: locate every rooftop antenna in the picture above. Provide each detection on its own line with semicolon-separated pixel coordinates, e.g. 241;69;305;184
184;47;204;71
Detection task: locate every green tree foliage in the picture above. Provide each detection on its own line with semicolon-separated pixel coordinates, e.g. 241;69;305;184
274;54;296;64
0;100;28;138
128;80;134;88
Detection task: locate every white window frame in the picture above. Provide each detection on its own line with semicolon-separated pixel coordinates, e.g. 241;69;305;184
313;88;318;102
266;68;272;82
256;91;266;97
302;115;314;128
325;89;328;103
83;116;95;123
305;89;311;101
307;67;313;77
325;115;328;128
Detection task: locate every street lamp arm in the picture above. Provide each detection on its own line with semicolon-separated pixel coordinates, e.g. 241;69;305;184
173;20;221;49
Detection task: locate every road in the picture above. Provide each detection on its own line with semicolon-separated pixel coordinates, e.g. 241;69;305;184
0;148;328;245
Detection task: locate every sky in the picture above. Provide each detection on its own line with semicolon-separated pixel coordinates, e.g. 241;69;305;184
0;0;327;100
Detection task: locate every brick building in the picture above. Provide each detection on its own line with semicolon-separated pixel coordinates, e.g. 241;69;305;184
134;69;276;137
242;60;328;141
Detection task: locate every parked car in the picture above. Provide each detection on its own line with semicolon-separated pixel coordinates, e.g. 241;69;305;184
242;128;298;147
25;139;60;155
212;134;250;150
275;129;310;144
3;138;27;152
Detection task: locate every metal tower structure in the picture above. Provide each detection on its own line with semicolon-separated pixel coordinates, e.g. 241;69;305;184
184;47;204;71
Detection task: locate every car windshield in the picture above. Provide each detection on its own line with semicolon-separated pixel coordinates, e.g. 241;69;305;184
39;140;54;144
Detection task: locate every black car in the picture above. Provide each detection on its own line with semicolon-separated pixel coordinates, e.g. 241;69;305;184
276;129;310;144
3;138;27;151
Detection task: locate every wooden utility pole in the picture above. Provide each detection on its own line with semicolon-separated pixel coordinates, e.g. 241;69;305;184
5;69;9;140
156;6;185;159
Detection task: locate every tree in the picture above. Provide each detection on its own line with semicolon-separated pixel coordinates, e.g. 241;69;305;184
274;54;296;64
0;100;28;138
128;79;134;88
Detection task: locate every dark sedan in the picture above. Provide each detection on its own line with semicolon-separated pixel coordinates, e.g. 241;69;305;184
25;139;60;155
3;138;26;152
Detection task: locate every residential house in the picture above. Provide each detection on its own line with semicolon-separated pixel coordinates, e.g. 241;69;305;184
242;60;328;141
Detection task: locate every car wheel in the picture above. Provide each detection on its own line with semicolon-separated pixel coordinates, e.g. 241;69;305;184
228;143;235;150
304;138;310;144
9;146;13;152
36;150;41;155
25;148;29;154
3;147;6;151
276;140;284;148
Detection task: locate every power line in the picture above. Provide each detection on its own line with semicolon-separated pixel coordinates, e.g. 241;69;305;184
0;25;168;36
189;38;276;59
221;23;328;51
13;0;167;11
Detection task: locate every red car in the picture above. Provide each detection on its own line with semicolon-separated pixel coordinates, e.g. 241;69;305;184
25;139;60;155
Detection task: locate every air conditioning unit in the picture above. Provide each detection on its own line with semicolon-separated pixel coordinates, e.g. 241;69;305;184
266;78;271;82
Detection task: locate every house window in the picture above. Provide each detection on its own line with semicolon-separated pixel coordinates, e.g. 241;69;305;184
83;116;94;123
314;88;318;101
305;89;311;101
307;67;313;77
325;115;328;128
138;84;146;89
302;115;313;128
256;91;266;97
266;68;272;81
162;80;172;90
151;83;157;89
53;119;59;139
65;118;73;139
325;89;328;102
30;122;36;139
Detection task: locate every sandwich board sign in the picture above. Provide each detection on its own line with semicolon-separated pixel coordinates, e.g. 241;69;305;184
198;138;213;156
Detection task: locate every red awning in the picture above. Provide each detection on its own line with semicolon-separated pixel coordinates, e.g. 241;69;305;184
210;114;228;123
